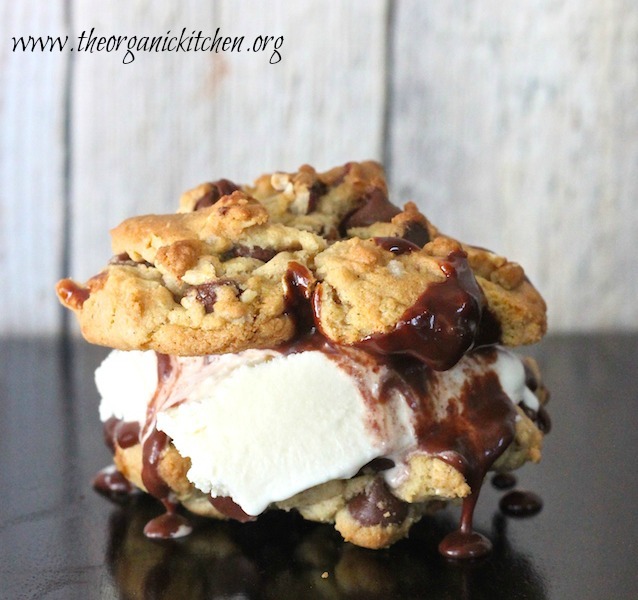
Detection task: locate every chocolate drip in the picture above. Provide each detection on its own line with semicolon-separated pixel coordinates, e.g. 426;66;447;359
103;417;141;452
156;352;174;382
93;465;137;500
475;306;503;347
283;262;315;332
418;370;517;559
348;478;409;527
209;496;256;523
340;186;401;232
56;279;90;310
144;498;193;539
438;525;492;560
537;406;552;434
141;429;171;499
357;251;486;371
194;179;241;210
520;403;552;434
491;472;517;490
499;490;543;517
140;353;176;501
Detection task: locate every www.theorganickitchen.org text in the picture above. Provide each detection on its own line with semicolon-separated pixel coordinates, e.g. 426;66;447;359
11;28;284;64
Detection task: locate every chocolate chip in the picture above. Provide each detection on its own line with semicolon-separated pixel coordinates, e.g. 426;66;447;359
340;186;401;232
193;279;239;313
347;478;408;527
401;221;431;248
222;245;277;263
194;179;241;210
307;180;328;213
109;253;153;268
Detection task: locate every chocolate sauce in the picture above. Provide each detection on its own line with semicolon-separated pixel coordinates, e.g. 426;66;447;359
56;279;90;310
373;236;421;255
156;352;174;382
491;472;517;490
418;370;518;559
138;353;176;501
340;186;401;232
348;478;409;527
57;273;108;309
140;429;171;500
537;406;552;434
357;251;486;371
438;528;492;560
103;417;141;452
519;403;552;434
499;490;543;517
475;307;502;347
93;465;137;500
194;179;241;210
143;498;193;539
283;262;315;331
209;496;256;523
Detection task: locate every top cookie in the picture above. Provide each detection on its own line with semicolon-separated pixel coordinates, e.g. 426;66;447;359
56;162;547;358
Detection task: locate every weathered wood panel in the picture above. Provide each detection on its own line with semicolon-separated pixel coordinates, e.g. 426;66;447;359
0;1;68;334
2;0;637;335
387;0;638;331
69;0;388;284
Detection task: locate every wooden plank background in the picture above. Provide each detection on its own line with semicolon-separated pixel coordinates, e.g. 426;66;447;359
2;0;637;336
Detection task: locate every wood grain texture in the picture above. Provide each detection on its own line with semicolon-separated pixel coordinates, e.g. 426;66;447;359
0;1;68;334
69;0;388;284
2;0;637;335
387;0;638;331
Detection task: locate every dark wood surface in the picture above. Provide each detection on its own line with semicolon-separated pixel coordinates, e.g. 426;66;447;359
1;335;637;599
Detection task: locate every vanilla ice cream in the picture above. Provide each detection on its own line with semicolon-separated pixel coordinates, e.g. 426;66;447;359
96;342;539;517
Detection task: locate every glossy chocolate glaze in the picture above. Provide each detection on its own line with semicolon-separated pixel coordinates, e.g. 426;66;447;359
499;490;543;517
143;499;193;539
56;279;90;310
209;496;256;523
424;371;517;559
283;261;315;332
491;472;517;490
373;236;421;255
520;403;552;435
138;354;183;536
356;251;487;371
103;417;140;452
93;465;137;500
